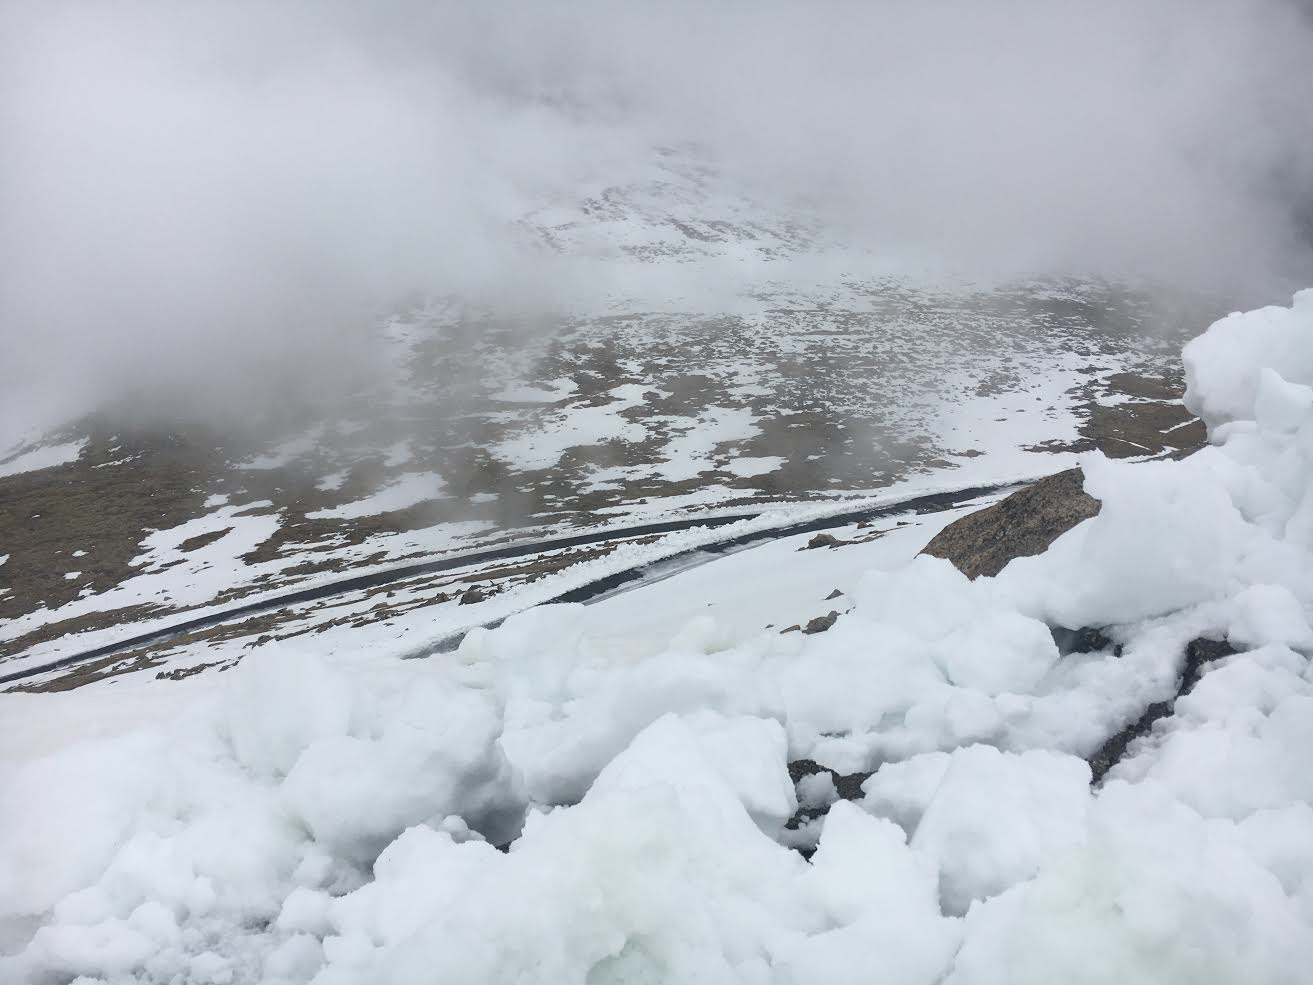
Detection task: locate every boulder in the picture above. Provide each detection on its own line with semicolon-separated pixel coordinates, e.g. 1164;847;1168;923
919;468;1099;579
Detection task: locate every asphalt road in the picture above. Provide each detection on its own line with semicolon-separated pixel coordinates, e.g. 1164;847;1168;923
1;480;1015;686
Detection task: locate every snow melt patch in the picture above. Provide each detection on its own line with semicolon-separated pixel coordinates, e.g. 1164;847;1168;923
492;384;649;471
493;377;578;403
0;438;86;478
307;473;444;520
724;454;786;478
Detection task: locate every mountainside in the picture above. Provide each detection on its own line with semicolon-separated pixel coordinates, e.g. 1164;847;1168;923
4;289;1313;985
0;155;1216;684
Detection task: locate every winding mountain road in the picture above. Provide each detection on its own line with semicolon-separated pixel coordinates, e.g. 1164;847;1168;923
1;480;1017;686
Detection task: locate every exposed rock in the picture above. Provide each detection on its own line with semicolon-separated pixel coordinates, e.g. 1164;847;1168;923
787;759;871;801
459;586;485;605
1086;697;1173;784
1050;625;1122;657
919;468;1099;579
804;532;841;550
824;588;843;600
802;610;841;634
1178;636;1237;695
784;759;873;858
802;610;840;634
1086;636;1237;783
177;528;233;553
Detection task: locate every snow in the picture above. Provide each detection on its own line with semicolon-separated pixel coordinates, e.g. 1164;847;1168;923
240;429;326;470
315;471;347;492
908;746;1090;916
491;383;649;471
650;406;761;482
0;438;86;478
492;378;578;403
724;454;786;478
306;472;444;520
7;290;1313;982
0;503;286;660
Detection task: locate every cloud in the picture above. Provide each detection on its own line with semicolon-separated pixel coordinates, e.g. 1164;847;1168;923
2;0;1311;441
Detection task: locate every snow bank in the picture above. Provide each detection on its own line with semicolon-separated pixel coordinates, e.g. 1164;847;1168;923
7;289;1313;982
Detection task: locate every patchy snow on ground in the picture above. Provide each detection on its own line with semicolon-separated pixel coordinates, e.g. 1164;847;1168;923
0;503;285;654
492;378;578;404
491;384;651;471
652;405;762;482
6;291;1313;984
240;429;327;471
0;438;87;478
306;473;445;521
724;455;787;478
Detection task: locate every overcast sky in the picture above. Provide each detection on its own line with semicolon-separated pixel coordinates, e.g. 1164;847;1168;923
2;0;1312;444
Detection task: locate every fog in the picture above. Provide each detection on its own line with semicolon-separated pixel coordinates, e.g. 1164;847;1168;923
2;0;1312;445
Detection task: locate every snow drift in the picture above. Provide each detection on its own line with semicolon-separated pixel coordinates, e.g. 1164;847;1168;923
6;291;1313;981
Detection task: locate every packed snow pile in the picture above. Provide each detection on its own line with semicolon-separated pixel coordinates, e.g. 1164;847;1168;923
5;291;1313;983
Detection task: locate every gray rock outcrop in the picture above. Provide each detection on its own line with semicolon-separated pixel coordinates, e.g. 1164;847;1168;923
919;468;1099;579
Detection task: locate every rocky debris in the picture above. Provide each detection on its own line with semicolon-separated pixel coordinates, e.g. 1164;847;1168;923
803;532;841;550
1086;636;1237;783
1087;698;1172;785
802;611;840;635
1178;637;1237;694
920;468;1099;579
779;624;801;634
176;528;233;553
459;586;485;605
1050;625;1122;657
784;760;873;858
788;759;872;801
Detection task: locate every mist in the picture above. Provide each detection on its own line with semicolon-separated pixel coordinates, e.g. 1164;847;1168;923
3;0;1312;445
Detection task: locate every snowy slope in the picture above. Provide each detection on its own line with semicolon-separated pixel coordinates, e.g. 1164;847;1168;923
4;290;1313;983
0;148;1218;677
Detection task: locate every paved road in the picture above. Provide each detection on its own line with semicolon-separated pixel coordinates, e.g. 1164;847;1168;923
1;480;1015;685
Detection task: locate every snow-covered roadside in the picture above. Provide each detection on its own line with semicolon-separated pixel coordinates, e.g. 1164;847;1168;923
5;291;1313;983
1;475;1019;682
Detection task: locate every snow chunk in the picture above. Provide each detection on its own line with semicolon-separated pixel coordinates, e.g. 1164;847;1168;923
861;752;953;834
947;782;1313;984
910;745;1090;916
796;771;838;810
1001;453;1251;626
1184;289;1313;429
